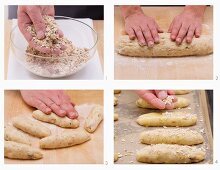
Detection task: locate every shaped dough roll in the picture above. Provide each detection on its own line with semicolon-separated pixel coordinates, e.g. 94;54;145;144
4;126;31;145
84;105;103;133
114;113;119;121
39;130;91;149
33;110;79;128
136;144;205;164
140;129;204;145
136;97;190;109
114;97;118;106
116;33;213;57
4;141;43;160
136;112;197;127
12;117;51;138
174;90;192;95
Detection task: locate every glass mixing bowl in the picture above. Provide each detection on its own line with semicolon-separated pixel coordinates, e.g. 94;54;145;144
10;16;98;78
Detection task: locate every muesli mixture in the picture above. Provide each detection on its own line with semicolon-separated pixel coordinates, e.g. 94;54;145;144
25;15;89;77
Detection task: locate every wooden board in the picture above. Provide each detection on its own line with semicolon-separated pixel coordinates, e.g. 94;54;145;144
114;90;213;164
114;6;213;80
4;90;103;164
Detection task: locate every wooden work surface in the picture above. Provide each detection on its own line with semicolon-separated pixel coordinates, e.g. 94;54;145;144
114;90;213;164
114;6;213;80
4;90;103;164
4;20;104;79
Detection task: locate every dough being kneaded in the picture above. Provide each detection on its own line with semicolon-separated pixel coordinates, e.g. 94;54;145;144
39;130;91;149
116;33;213;57
136;97;190;109
4;141;43;160
140;128;204;145
137;112;197;127
136;144;205;164
33;110;79;128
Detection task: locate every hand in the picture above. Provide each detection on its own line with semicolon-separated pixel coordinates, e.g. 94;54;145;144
136;90;177;109
168;5;206;44
121;6;163;47
17;5;63;54
20;90;78;119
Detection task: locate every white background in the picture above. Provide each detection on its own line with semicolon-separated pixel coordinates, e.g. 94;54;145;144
0;0;220;169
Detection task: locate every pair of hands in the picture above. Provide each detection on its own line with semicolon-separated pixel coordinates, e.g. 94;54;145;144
21;90;78;119
136;90;177;109
17;5;63;54
123;6;205;47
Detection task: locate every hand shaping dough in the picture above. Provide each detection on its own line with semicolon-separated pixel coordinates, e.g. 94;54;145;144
12;116;51;138
84;105;103;133
4;141;43;160
140;129;204;145
174;90;192;95
4;126;31;145
136;97;190;109
136;144;205;164
33;110;79;128
136;112;197;127
114;113;119;121
114;96;118;106
39;130;91;149
116;33;213;57
114;90;121;94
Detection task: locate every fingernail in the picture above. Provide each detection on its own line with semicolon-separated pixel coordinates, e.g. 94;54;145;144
148;41;154;48
37;31;45;39
59;110;66;117
68;112;76;119
176;38;181;43
158;91;167;99
171;35;176;40
139;41;146;46
45;108;51;113
155;37;159;43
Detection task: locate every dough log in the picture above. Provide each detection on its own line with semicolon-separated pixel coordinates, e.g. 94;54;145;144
4;141;43;160
136;97;190;109
84;105;103;133
114;113;119;121
33;110;79;128
136;144;205;164
4;126;31;145
116;33;213;57
114;96;118;106
174;90;192;95
12;116;51;138
39;130;91;149
114;90;121;94
136;112;197;127
140;129;204;145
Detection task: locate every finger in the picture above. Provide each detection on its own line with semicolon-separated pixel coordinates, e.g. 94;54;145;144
137;90;165;109
168;20;174;33
134;27;146;46
195;25;202;38
141;26;154;47
60;103;78;119
165;102;175;110
51;48;62;55
155;90;168;100
186;25;195;43
176;24;189;45
27;10;46;39
126;27;135;40
170;95;177;102
34;99;51;114
156;23;163;33
50;94;61;106
57;29;64;38
167;90;175;95
148;24;160;43
170;21;181;41
29;40;51;53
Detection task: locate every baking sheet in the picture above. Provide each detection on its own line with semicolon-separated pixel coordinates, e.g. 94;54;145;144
114;90;213;164
7;19;103;80
5;104;103;164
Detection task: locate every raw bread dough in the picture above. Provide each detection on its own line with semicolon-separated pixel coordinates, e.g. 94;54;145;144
174;90;192;95
114;90;121;94
114;96;118;106
4;141;43;160
140;129;204;145
136;144;205;163
137;112;197;127
39;130;91;149
84;105;103;133
12;116;51;138
114;153;119;162
116;33;213;57
114;113;119;121
136;97;190;109
33;110;79;128
4;126;31;145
